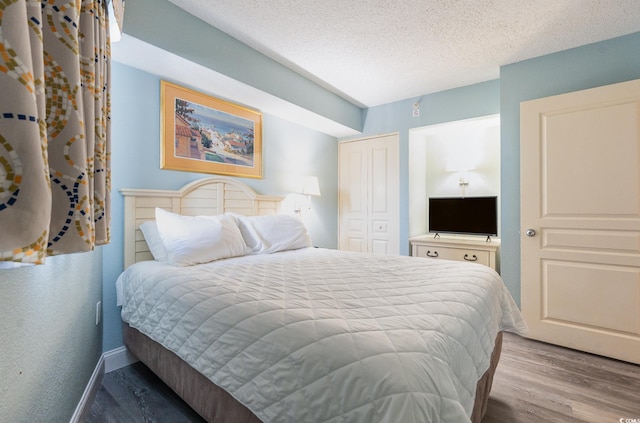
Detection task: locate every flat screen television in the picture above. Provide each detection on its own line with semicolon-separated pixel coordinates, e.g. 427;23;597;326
428;196;498;236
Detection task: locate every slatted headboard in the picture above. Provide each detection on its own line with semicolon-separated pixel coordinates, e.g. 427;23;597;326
120;176;283;268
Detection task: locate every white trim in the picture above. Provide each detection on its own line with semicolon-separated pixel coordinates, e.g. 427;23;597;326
69;354;104;423
69;347;138;423
104;346;139;373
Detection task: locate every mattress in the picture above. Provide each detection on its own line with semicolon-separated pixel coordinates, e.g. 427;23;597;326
117;247;526;423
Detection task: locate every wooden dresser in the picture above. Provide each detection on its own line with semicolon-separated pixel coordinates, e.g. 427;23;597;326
409;234;500;272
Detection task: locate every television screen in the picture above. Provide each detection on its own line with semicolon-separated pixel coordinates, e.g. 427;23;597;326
428;196;498;236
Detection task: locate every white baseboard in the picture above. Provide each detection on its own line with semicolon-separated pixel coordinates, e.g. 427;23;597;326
69;354;104;423
104;346;139;373
69;347;139;423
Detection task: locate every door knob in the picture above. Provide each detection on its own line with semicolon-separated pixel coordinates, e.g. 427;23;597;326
525;229;536;237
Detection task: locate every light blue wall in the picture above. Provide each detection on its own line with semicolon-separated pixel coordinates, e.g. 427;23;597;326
122;0;362;132
102;62;339;351
499;31;640;305
345;31;640;303
345;80;501;255
0;252;102;423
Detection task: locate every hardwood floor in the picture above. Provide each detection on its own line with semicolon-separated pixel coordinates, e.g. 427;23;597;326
87;362;205;423
484;332;640;423
88;332;640;422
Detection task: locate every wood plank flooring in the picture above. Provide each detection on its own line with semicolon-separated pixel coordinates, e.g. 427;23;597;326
88;332;640;422
87;361;206;423
484;332;640;423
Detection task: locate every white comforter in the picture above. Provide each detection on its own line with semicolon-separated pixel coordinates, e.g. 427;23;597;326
117;247;526;423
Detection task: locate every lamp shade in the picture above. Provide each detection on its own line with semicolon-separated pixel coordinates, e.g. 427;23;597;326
301;176;321;196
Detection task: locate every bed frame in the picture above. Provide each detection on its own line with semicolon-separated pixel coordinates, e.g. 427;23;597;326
120;176;283;269
119;176;501;423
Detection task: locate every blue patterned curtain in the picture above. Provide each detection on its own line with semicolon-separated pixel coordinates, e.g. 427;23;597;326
0;0;119;264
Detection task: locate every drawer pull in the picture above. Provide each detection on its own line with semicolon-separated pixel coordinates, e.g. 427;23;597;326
464;254;478;262
426;250;438;258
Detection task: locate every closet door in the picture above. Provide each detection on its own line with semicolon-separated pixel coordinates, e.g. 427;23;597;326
521;78;640;364
339;134;399;255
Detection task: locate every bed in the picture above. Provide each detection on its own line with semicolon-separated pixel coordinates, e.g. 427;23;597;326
117;176;526;423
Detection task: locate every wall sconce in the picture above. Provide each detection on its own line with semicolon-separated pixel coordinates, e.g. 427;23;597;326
446;135;481;196
447;153;474;197
295;176;321;214
458;171;470;196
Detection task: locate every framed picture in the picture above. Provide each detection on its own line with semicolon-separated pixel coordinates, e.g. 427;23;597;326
160;81;263;178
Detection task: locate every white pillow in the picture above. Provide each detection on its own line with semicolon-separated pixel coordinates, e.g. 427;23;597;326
236;214;312;254
139;221;168;262
155;208;249;266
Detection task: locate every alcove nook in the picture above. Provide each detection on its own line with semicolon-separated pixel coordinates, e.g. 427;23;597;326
408;115;501;269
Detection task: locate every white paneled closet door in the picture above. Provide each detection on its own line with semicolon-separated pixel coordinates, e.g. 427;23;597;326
520;78;640;365
338;133;399;255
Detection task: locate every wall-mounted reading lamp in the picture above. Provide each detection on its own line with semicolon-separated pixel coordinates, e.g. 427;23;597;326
446;143;478;197
295;176;321;214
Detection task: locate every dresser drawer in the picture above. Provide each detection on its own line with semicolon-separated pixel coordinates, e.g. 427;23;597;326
414;245;491;267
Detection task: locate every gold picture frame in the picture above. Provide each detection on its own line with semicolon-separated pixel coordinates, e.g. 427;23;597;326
160;81;263;179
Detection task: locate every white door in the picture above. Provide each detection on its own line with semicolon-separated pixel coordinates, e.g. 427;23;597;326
339;141;368;252
521;78;640;364
339;134;399;255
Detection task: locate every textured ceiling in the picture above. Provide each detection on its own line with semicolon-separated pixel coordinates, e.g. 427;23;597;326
167;0;640;107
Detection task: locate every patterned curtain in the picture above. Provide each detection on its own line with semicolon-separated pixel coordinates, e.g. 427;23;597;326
0;0;116;264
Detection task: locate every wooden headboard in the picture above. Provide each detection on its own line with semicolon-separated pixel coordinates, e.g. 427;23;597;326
120;176;283;268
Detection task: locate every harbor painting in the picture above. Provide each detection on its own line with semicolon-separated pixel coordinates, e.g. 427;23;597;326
161;81;262;178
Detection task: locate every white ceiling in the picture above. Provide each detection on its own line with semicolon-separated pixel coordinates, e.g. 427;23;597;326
167;0;640;107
